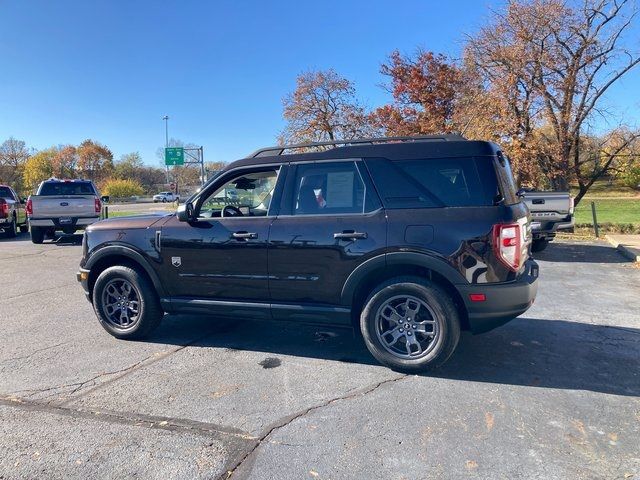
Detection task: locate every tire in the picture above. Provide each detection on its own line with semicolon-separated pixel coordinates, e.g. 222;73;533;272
19;223;28;233
360;276;461;373
162;198;167;203
30;226;44;244
93;265;163;340
531;238;549;253
5;216;17;238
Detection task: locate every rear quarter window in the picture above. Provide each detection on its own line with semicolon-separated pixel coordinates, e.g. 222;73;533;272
39;182;96;196
365;157;500;208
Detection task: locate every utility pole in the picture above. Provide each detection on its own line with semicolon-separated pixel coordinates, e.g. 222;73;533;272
163;115;169;183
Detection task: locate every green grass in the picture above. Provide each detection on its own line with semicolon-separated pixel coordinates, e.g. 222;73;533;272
104;211;146;218
575;198;640;226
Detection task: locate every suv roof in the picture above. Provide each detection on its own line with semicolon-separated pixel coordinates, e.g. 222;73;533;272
228;135;501;171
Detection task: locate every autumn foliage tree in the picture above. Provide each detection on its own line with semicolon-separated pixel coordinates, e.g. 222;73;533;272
371;50;463;136
77;139;114;183
279;69;377;145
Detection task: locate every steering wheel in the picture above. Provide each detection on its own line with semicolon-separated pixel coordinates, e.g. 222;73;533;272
221;205;243;217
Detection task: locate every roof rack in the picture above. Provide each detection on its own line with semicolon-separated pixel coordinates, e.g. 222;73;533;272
248;134;466;158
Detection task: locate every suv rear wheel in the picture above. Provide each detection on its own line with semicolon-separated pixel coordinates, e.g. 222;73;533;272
93;265;163;339
360;277;460;373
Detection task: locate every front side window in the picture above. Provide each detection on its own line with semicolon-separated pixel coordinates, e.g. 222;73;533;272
293;161;370;215
0;186;15;199
198;167;279;218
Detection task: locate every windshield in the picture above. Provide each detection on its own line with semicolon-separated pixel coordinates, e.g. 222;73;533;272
0;186;14;199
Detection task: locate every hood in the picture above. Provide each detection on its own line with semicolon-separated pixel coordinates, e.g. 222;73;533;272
87;213;172;231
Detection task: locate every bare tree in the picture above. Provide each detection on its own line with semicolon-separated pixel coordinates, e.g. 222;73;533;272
468;0;640;202
0;137;30;192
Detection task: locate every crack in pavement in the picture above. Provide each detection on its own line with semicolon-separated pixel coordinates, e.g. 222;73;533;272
0;341;70;364
219;373;409;480
0;396;256;443
0;282;78;302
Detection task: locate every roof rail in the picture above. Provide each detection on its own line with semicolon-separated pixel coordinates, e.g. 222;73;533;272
248;134;466;158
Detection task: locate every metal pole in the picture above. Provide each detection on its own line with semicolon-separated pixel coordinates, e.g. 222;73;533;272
591;201;599;238
199;146;205;186
163;115;169;183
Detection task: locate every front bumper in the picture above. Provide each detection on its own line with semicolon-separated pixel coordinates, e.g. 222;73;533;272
77;268;91;301
458;259;539;334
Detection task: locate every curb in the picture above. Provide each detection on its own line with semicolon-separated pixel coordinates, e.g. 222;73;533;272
605;235;640;263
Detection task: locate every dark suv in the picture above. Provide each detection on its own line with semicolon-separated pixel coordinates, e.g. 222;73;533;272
77;136;538;372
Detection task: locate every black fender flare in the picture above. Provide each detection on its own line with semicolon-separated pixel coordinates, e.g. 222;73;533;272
340;251;468;305
85;245;167;298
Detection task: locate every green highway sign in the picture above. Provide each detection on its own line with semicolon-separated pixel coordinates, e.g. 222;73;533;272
165;147;184;166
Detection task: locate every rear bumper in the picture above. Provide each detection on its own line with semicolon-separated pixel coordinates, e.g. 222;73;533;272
29;216;99;228
458;259;539;334
531;217;574;238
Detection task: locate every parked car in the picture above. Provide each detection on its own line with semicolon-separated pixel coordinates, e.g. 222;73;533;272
520;190;574;252
27;178;101;243
77;136;539;372
0;185;28;237
153;192;179;203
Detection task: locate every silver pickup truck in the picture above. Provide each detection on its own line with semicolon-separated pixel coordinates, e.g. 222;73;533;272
27;179;101;243
521;190;574;252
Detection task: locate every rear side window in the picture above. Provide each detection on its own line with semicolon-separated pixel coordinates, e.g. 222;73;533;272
365;157;500;208
39;182;96;196
292;161;376;215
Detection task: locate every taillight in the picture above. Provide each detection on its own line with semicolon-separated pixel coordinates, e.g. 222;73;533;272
0;202;8;217
95;197;101;214
569;196;575;215
493;223;521;272
25;199;33;216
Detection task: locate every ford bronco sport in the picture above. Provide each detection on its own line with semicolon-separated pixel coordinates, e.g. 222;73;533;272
77;136;538;372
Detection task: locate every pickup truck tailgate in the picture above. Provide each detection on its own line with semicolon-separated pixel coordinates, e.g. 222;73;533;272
522;191;573;222
30;195;96;217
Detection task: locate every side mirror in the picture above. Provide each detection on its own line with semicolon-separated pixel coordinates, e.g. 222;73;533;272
177;202;195;222
21;198;27;204
101;195;110;203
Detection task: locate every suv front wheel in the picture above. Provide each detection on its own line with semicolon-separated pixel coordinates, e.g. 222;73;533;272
360;277;460;373
93;265;163;339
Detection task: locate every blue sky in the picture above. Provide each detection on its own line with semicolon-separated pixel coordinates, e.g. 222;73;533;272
1;0;639;165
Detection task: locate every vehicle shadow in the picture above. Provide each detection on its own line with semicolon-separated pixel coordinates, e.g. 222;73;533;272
145;315;640;397
0;232;31;242
533;241;629;263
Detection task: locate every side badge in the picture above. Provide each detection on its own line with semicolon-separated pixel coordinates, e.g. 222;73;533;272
171;257;182;268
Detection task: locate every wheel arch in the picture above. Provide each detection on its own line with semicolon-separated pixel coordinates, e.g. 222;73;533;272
343;252;470;331
85;246;166;300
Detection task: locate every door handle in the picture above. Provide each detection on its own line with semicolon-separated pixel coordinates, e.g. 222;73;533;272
334;231;367;240
232;231;258;239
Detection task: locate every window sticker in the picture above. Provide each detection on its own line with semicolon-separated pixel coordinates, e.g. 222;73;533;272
326;171;354;207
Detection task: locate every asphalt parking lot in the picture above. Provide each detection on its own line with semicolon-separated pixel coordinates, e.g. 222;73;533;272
1;233;639;479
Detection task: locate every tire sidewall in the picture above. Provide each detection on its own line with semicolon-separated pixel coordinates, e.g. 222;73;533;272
360;280;459;372
93;266;151;339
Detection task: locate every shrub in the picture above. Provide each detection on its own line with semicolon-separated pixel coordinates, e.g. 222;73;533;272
102;178;144;198
620;166;640;189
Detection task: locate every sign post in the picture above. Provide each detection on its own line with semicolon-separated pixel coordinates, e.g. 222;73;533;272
165;147;185;166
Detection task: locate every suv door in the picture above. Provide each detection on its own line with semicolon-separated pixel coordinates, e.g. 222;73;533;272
159;165;284;315
268;160;386;322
